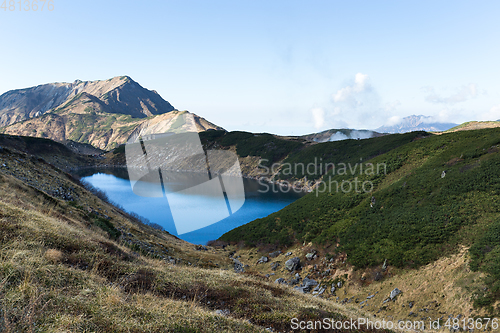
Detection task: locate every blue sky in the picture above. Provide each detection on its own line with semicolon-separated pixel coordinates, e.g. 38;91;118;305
1;0;499;134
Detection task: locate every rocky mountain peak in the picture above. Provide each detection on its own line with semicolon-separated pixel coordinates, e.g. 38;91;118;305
0;76;175;127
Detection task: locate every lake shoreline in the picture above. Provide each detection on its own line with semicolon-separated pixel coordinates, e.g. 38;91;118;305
80;168;305;245
70;164;312;194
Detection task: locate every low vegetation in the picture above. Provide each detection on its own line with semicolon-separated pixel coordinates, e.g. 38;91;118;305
0;134;388;332
221;127;500;314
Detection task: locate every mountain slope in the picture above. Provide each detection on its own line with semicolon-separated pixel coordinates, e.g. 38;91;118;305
377;115;457;133
0;106;222;150
0;77;223;150
0;134;385;332
442;120;500;133
0;76;175;127
220;127;500;312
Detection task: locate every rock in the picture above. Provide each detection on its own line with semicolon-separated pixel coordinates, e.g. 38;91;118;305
331;285;336;294
215;309;230;316
321;269;331;276
271;262;280;271
293;286;306;293
285;257;301;271
295;273;300;279
285;251;293;256
233;259;245;273
257;256;268;264
441;170;446;178
275;278;286;285
390;288;402;300
269;251;281;258
289;277;300;285
367;293;376;299
293;277;318;293
409;301;414;308
337;281;342;288
305;250;318;260
302;277;318;292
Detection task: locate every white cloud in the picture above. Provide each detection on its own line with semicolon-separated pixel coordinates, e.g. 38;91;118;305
332;106;341;115
328;132;349;141
311;107;325;129
314;130;375;142
479;104;500;121
386;115;402;126
424;84;478;105
332;73;371;105
383;100;401;112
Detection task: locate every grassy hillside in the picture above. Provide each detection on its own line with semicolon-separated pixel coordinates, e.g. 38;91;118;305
0;135;388;332
442;120;500;133
220;127;500;312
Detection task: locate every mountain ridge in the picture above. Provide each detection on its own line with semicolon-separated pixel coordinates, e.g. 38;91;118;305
376;114;457;133
0;77;223;150
0;75;176;127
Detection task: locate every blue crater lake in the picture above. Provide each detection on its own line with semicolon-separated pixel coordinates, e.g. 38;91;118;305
80;168;305;245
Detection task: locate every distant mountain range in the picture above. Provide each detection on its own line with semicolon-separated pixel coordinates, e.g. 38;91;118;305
299;115;459;143
0;76;223;150
376;115;457;133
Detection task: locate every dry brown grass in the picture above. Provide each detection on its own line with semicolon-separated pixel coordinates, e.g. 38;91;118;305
44;249;64;263
231;241;495;333
0;150;394;332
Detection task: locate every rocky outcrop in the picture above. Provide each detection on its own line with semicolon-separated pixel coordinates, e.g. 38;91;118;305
0;76;175;127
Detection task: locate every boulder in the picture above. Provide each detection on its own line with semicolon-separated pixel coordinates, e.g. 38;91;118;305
293;277;318;293
302;277;318;292
233;259;245;273
285;257;301;271
269;251;281;258
390;288;402;300
275;278;286;285
215;309;230;316
256;256;268;264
